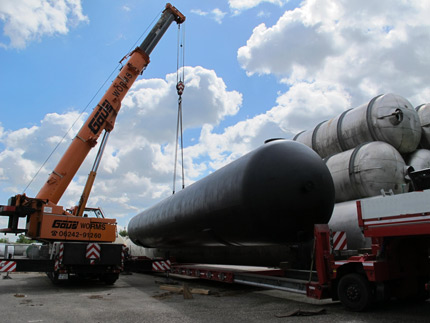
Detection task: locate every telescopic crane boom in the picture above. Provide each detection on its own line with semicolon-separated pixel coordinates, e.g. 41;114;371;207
0;3;185;242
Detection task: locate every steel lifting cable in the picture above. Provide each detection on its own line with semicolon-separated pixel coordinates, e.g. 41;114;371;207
23;10;163;194
172;24;185;194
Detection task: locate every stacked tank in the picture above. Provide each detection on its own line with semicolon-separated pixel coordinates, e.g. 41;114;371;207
294;93;430;250
293;93;430;202
408;103;430;170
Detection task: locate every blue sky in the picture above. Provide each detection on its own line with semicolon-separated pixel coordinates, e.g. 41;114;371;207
2;0;430;235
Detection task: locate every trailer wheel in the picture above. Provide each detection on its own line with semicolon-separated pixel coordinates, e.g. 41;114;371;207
338;273;373;311
101;273;119;285
46;272;60;284
413;277;430;302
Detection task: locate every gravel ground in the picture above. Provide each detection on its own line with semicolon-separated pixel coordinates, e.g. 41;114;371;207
0;272;429;323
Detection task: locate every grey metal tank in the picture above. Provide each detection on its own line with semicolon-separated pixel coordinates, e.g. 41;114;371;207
128;140;335;248
416;103;430;149
405;149;430;171
294;93;421;158
325;141;409;202
328;201;371;250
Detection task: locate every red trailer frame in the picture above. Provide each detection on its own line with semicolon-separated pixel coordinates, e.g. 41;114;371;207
307;190;430;310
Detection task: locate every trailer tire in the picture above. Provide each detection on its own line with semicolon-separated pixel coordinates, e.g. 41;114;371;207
46;272;60;284
101;273;119;285
412;279;430;302
338;273;373;311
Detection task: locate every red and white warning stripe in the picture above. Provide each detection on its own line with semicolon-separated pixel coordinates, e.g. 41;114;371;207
86;243;101;265
121;245;126;271
58;243;64;260
0;261;16;272
86;243;101;259
54;243;64;271
332;231;347;251
152;260;171;272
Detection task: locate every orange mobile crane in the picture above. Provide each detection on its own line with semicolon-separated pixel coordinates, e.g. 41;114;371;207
0;4;185;284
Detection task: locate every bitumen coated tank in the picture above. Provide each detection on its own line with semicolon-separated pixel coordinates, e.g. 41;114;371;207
405;149;430;171
293;93;421;159
325;141;410;202
128;140;335;248
128;199;371;267
416;103;430;149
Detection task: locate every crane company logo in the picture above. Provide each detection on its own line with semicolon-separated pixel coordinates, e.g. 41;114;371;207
52;220;79;229
80;222;106;231
88;99;114;134
112;72;133;98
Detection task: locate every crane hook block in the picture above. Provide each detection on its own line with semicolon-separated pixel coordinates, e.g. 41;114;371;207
176;81;185;96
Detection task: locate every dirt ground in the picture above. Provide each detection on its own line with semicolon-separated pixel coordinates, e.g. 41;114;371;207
0;272;429;323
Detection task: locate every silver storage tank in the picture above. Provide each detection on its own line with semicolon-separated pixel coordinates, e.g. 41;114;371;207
328;200;371;250
416;103;430;149
405;149;430;171
325;141;409;202
294;93;421;158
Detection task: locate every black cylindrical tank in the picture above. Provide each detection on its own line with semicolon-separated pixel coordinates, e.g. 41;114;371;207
128;140;335;248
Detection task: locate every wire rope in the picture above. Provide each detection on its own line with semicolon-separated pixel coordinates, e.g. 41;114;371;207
172;24;186;194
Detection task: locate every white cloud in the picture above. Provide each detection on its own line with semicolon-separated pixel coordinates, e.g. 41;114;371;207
270;81;351;133
0;111;86;199
212;8;227;24
237;0;430;131
189;114;290;171
257;11;271;18
0;0;88;49
238;15;336;77
120;66;242;143
190;9;205;16
190;8;227;24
